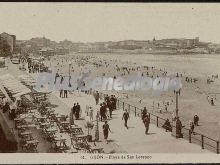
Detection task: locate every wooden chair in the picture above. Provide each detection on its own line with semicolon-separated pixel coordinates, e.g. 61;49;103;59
24;139;39;152
52;138;69;153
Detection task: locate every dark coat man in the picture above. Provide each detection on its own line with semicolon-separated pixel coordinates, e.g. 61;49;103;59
100;103;104;121
142;107;147;122
75;103;80;119
122;110;130;128
95;91;99;105
103;121;111;144
176;117;183;138
143;114;150;134
193;115;199;126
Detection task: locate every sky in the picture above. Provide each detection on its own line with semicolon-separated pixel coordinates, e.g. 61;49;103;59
0;3;220;43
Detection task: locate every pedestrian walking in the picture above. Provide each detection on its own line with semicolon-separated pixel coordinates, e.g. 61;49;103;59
143;114;150;134
211;98;215;106
193;115;199;126
102;102;107;120
165;105;168;112
122;109;130;129
103;121;111;144
176;117;183;138
97;109;101;121
108;101;113;118
189;120;195;135
142;107;147;122
89;107;94;121
100;103;104;121
75;102;80;120
95;91;99;105
64;90;68;98
60;89;63;98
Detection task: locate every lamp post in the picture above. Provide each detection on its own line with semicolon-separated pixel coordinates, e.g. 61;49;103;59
94;111;99;146
68;61;71;87
174;90;179;118
172;89;180;138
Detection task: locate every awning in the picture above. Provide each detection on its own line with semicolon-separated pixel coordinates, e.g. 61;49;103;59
0;74;31;98
13;91;31;98
0;90;5;98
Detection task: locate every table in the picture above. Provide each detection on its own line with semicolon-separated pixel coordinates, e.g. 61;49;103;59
54;137;67;142
71;127;84;136
25;139;39;152
64;148;78;153
60;121;69;125
26;139;39;144
48;109;55;112
20;131;32;136
17;125;29;130
14;118;25;128
56;115;66;119
53;137;68;152
90;146;104;153
75;134;87;139
14;117;24;121
20;131;33;140
46;128;58;133
28;109;38;113
36;116;47;120
60;121;70;128
71;134;88;149
47;109;55;115
17;125;29;136
40;122;50;128
70;124;79;128
36;116;47;123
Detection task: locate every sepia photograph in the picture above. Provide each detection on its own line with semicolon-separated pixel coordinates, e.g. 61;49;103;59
0;2;220;164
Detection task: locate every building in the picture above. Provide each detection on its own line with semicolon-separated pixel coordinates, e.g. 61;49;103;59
55;47;69;55
154;37;200;49
78;43;107;53
0;32;16;53
38;47;55;56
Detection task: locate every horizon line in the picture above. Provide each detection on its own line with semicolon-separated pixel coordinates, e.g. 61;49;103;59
14;36;216;44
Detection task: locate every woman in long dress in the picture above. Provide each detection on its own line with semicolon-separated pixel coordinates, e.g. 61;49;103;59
69;109;74;125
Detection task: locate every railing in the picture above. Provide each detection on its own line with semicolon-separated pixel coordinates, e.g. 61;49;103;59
97;92;220;154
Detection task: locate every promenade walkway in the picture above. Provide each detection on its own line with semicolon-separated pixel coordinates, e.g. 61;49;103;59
53;91;210;153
